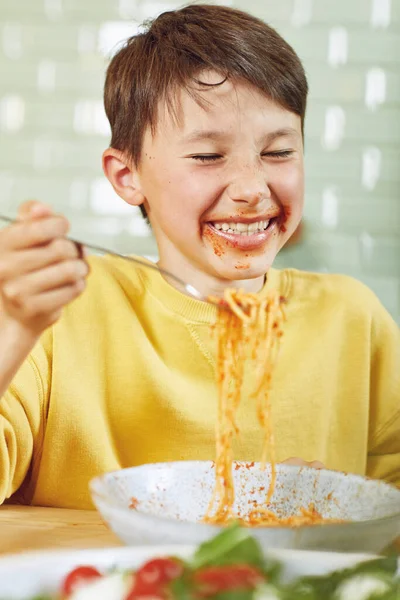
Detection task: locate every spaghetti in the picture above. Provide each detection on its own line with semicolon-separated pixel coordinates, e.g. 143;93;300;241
205;288;330;527
243;502;342;527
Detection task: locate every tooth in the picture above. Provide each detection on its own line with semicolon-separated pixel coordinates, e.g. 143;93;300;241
221;223;229;231
264;220;269;229
227;228;234;233
236;222;247;232
248;222;257;232
214;223;222;230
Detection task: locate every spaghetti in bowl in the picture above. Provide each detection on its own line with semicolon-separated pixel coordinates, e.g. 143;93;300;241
90;460;400;553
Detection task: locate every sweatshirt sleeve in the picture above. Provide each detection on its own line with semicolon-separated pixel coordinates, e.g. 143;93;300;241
366;298;400;488
0;335;51;504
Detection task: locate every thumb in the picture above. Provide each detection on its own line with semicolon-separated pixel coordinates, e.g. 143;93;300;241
17;200;54;222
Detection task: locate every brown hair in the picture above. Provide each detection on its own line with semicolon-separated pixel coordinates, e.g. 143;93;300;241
104;4;308;221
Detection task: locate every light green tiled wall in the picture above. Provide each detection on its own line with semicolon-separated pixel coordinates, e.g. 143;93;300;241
0;0;399;322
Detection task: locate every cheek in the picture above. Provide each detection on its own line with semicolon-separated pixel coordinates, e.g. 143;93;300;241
272;165;304;230
142;170;212;237
157;169;222;225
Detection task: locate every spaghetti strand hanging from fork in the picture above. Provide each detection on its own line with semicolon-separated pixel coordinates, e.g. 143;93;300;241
205;288;286;525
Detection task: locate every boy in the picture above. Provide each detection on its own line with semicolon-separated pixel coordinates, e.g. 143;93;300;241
0;4;399;510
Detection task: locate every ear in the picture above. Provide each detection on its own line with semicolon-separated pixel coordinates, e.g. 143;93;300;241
102;148;145;207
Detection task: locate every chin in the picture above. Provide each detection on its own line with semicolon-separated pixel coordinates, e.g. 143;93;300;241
212;256;276;282
203;234;282;281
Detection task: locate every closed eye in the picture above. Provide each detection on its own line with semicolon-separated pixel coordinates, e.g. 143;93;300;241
262;150;294;159
191;154;222;163
190;150;294;162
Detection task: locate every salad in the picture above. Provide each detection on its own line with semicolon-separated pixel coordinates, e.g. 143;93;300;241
27;525;399;600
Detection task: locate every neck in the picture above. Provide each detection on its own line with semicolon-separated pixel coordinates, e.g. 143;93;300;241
157;254;266;300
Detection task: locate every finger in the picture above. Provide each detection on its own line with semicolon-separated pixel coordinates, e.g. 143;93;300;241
0;239;82;283
16;281;87;324
308;460;325;470
279;457;306;467
2;259;89;302
17;200;54;221
0;216;70;251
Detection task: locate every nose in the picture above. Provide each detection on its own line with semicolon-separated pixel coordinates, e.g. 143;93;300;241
226;169;271;207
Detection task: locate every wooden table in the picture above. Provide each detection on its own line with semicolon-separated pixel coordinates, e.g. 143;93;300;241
1;505;399;556
0;506;122;554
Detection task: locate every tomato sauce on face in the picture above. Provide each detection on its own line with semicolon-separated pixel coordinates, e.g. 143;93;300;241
280;206;291;233
203;226;226;256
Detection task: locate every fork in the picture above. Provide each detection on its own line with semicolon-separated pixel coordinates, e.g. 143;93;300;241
0;214;216;305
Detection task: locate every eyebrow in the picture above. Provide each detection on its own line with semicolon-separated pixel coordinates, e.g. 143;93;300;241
181;127;300;145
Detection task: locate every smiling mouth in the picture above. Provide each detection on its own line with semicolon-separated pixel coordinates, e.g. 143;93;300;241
203;217;280;253
207;218;277;236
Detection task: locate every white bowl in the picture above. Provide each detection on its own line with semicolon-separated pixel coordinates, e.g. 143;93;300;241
0;545;394;599
90;461;400;553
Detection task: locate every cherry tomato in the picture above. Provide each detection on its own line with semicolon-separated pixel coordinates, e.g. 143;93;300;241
136;557;184;587
125;584;166;599
126;557;184;599
61;565;102;596
194;564;265;596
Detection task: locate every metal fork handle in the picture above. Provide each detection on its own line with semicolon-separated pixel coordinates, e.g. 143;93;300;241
0;214;205;302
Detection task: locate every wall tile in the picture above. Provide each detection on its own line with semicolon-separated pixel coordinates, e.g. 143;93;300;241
359;235;400;277
281;28;400;66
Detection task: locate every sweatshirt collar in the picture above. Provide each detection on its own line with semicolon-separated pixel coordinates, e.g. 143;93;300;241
137;259;284;324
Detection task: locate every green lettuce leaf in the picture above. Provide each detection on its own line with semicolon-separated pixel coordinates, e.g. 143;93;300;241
191;524;281;584
286;556;398;600
192;524;258;569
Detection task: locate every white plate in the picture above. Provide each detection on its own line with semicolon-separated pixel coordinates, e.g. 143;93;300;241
0;545;396;599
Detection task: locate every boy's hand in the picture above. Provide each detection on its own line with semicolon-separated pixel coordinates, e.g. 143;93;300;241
280;457;325;470
0;201;89;342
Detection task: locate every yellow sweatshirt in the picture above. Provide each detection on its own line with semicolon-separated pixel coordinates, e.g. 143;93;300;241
1;256;399;509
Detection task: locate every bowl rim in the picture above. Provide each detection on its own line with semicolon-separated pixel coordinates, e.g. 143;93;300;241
89;460;400;532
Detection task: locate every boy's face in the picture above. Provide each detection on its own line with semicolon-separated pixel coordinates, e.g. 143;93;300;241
136;73;304;294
